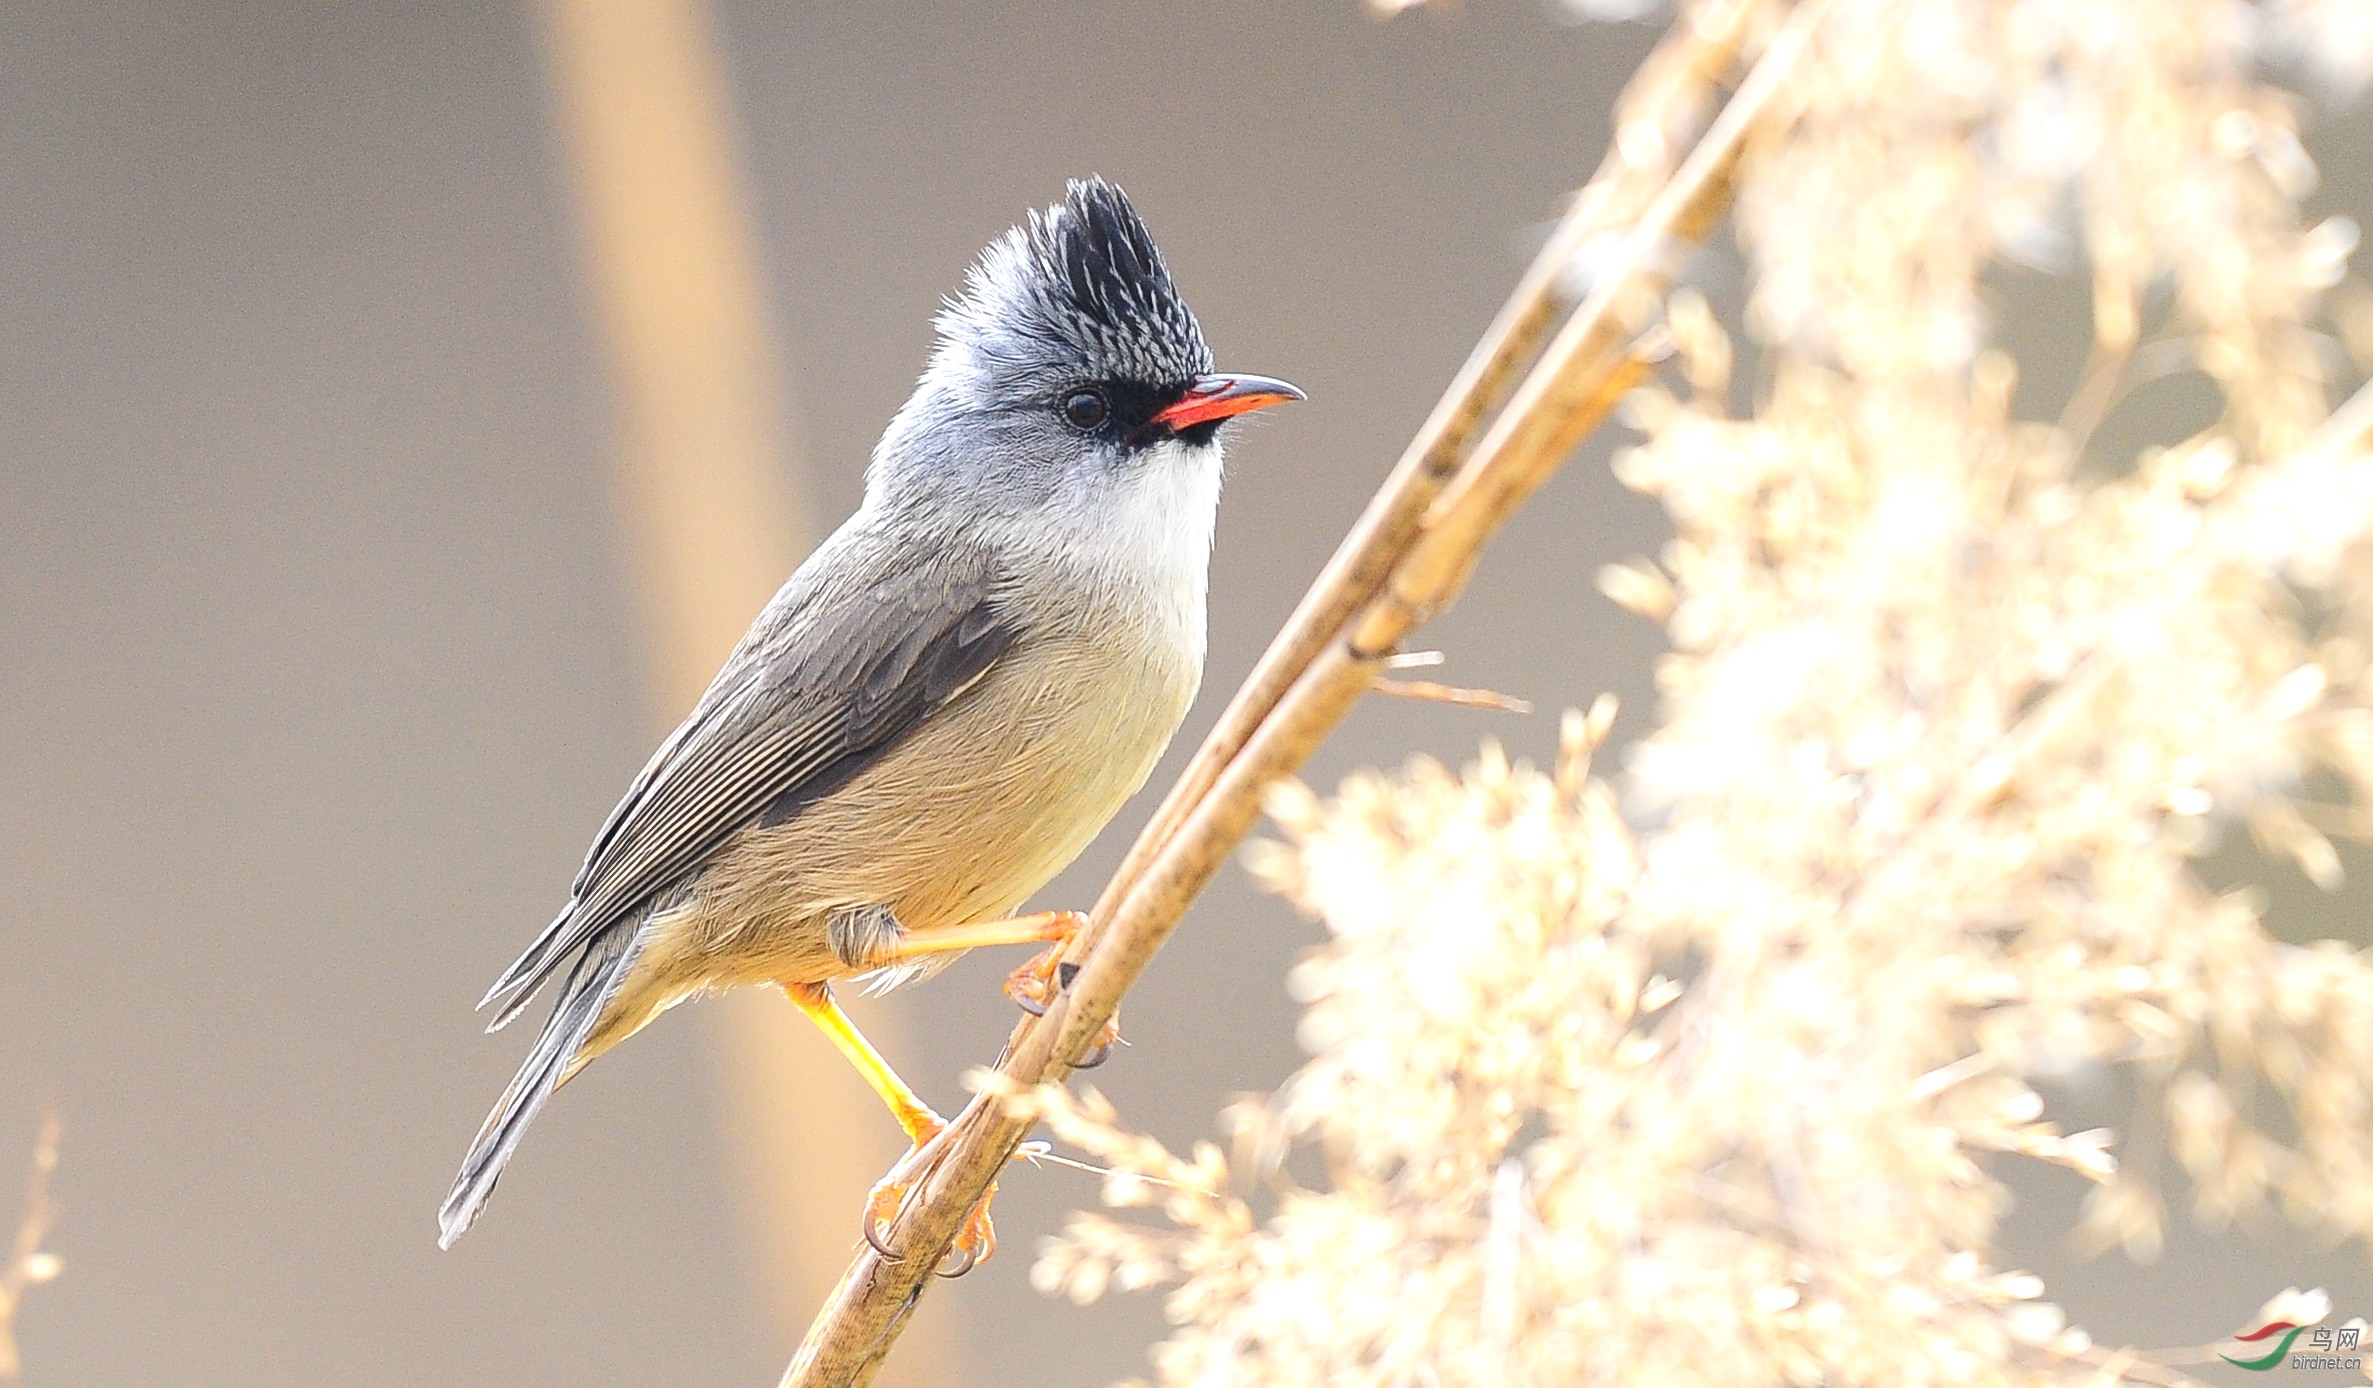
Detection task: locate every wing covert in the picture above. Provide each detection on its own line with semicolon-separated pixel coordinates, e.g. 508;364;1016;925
479;536;1016;1025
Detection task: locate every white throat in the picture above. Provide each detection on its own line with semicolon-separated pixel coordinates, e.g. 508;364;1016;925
1005;436;1222;661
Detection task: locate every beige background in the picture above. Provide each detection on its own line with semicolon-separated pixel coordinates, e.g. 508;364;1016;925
0;2;2368;1385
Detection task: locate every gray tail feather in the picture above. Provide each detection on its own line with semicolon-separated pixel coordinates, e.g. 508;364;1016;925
439;928;640;1249
476;903;581;1032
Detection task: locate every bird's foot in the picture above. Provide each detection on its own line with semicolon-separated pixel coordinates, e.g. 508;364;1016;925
1073;1008;1122;1069
1004;933;1121;1067
862;1122;997;1277
1001;912;1089;1018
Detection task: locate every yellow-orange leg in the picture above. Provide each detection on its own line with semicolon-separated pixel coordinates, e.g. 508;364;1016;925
783;981;996;1275
875;910;1120;1065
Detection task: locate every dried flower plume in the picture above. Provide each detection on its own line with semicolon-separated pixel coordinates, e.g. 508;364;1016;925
1012;1;2373;1384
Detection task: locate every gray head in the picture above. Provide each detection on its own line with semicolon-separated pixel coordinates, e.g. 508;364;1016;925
871;178;1302;513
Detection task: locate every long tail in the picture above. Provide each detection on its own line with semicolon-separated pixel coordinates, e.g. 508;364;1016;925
438;927;641;1248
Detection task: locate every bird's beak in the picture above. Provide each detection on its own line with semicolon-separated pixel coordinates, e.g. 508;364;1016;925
1152;372;1307;432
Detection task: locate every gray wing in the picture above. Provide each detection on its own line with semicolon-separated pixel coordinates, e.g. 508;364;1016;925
477;533;1018;1028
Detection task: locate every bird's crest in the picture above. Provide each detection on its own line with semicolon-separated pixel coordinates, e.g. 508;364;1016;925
938;178;1214;388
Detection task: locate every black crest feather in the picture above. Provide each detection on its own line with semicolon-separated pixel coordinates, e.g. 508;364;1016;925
941;177;1213;388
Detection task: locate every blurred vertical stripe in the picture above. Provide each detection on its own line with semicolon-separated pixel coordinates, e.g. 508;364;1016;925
530;0;951;1378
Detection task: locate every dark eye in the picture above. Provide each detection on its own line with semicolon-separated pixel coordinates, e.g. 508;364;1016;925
1060;388;1109;431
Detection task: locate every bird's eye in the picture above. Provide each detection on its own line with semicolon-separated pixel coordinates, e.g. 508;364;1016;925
1060;388;1109;431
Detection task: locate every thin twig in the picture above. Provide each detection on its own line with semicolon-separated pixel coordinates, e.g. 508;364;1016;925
2058;337;2136;458
1375;649;1531;710
778;3;1832;1382
2318;371;2373;457
1373;677;1534;713
0;1109;61;1384
1012;1141;1214;1195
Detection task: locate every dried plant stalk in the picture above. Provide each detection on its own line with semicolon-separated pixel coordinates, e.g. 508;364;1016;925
0;1110;60;1383
776;2;1823;1383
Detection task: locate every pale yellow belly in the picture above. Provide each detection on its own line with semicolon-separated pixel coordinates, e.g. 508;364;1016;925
603;618;1197;1037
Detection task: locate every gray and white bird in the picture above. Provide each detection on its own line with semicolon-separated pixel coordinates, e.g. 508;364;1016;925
438;178;1301;1266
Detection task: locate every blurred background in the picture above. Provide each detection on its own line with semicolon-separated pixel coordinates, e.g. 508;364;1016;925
0;2;2368;1384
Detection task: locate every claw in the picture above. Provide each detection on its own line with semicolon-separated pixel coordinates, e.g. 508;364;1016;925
861;1125;999;1274
935;1196;996;1278
1001;912;1092;1019
861;1154;921;1262
861;1121;940;1263
1003;944;1065;1016
1006;942;1123;1068
1071;1005;1125;1070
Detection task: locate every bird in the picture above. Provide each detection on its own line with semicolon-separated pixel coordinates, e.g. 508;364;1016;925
438;178;1302;1271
